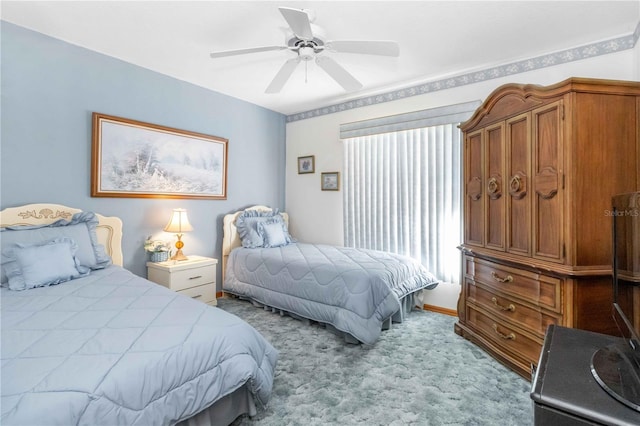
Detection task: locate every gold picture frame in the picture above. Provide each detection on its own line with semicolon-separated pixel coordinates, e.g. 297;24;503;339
321;172;340;191
297;155;315;174
91;112;228;199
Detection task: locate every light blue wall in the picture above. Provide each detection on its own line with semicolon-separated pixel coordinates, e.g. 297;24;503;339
1;22;286;285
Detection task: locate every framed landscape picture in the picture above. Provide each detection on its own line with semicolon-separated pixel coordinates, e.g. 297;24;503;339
321;172;340;191
297;155;315;174
91;113;228;199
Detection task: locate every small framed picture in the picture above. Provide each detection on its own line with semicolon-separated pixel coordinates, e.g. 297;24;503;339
321;172;340;191
298;155;315;174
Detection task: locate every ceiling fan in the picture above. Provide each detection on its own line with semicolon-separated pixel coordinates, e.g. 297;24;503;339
209;7;400;93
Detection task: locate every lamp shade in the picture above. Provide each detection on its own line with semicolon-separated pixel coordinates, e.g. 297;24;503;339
163;208;193;233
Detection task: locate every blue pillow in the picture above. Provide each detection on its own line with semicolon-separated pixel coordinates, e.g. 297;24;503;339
258;219;290;248
236;209;281;248
1;211;111;284
3;237;90;291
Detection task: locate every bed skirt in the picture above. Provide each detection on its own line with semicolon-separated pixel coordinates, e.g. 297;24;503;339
229;290;422;345
177;384;257;426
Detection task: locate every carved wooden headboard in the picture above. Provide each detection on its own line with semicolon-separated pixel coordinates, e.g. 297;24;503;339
221;205;289;282
0;203;124;266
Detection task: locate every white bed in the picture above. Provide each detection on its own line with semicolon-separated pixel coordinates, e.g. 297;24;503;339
222;205;439;345
1;203;277;426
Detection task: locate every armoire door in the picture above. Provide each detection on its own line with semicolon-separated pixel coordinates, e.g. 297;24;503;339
465;130;484;247
532;101;564;263
506;112;531;256
485;123;505;251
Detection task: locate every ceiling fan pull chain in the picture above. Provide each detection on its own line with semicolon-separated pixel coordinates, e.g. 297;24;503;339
305;60;308;84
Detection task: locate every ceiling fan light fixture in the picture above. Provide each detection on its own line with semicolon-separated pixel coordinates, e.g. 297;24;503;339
298;46;315;61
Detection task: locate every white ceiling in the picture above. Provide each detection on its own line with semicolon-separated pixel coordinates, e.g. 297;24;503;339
2;1;639;115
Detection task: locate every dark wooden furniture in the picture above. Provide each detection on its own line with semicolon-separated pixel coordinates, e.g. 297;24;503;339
531;325;640;426
455;78;640;379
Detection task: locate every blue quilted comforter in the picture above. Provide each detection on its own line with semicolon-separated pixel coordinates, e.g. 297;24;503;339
1;266;278;426
224;243;439;345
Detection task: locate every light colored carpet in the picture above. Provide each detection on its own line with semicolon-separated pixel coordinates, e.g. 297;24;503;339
217;297;533;426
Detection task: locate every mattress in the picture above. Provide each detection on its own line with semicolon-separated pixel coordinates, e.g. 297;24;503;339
1;265;278;426
224;242;439;345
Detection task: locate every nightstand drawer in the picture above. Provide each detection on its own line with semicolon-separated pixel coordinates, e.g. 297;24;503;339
164;265;215;291
147;256;218;292
178;283;216;303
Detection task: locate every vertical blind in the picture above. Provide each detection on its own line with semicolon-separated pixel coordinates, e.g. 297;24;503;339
341;101;480;284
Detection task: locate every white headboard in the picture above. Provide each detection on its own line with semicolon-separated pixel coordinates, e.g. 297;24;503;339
0;203;124;266
221;205;289;282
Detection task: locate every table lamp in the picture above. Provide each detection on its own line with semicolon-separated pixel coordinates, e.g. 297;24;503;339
164;208;193;261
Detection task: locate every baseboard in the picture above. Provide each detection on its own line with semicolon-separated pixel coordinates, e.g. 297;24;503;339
423;304;458;317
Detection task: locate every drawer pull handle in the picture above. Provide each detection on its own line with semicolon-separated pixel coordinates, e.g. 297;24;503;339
189;275;203;280
491;272;513;283
492;324;516;340
191;294;202;299
491;297;515;312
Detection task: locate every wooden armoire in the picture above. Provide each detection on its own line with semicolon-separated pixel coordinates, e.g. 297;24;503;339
455;77;640;380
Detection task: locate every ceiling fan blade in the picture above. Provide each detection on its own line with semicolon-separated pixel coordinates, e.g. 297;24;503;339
210;45;288;59
325;40;400;57
279;7;313;40
315;56;363;92
265;57;301;93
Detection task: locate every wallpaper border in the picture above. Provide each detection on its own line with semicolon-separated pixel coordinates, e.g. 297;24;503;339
287;25;640;123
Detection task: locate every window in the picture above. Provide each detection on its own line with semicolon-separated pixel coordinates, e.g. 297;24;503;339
340;101;480;284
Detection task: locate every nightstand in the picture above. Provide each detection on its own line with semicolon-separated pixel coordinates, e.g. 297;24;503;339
147;255;218;306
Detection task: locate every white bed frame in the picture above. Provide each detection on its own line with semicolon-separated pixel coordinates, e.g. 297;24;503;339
221;205;288;283
0;203;124;266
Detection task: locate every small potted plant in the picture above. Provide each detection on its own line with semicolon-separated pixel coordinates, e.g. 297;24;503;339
144;237;172;262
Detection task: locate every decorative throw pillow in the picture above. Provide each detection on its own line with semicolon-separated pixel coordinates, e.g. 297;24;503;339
258;219;290;248
3;237;90;291
236;209;295;248
236;209;281;248
1;211;111;284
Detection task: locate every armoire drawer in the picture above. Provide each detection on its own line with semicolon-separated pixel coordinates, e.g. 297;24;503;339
466;280;560;337
466;304;543;364
472;259;562;313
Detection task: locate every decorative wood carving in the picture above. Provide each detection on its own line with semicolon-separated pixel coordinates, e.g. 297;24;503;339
18;209;73;220
467;176;482;201
534;167;558;200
